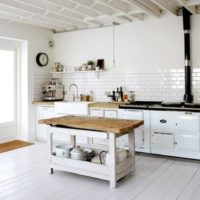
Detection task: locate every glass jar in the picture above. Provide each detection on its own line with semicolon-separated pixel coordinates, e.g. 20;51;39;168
129;91;135;102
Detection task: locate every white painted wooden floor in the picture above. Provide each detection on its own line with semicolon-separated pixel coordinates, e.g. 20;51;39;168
1;142;200;200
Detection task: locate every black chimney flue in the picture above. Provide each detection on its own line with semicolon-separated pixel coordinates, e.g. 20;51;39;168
183;7;193;103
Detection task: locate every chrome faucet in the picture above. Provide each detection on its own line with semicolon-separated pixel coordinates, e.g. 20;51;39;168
69;84;79;101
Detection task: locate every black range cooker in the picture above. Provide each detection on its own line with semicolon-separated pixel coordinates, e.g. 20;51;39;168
119;101;200;111
119;101;161;109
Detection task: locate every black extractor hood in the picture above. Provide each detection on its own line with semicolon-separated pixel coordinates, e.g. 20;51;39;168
183;7;193;103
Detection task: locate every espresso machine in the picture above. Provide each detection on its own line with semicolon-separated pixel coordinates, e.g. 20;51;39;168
42;78;64;101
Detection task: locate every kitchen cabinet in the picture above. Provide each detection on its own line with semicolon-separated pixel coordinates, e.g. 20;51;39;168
90;109;104;117
35;105;54;140
53;102;89;145
174;112;200;154
174;133;200;152
175;112;200;132
118;109;150;153
151;132;174;154
35;103;88;144
104;110;118;118
150;111;200;159
89;108;118;146
150;111;176;155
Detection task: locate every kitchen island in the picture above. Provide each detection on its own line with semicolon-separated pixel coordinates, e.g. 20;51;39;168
40;115;143;188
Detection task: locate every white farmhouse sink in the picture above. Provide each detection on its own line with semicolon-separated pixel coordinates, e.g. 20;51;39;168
54;101;91;116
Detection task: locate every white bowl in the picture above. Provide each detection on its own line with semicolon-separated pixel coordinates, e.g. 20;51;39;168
55;145;72;158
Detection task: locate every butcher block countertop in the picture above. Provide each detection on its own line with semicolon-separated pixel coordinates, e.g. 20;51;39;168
89;102;122;109
39;116;143;135
32;101;58;105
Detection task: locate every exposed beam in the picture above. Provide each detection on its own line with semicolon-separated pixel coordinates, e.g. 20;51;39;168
17;0;62;12
187;0;200;6
19;17;67;31
97;0;138;21
91;2;114;16
151;0;178;16
0;4;32;17
198;5;200;13
177;0;197;14
45;12;88;28
45;0;76;9
18;0;91;27
0;0;46;15
71;0;113;16
130;13;144;20
46;0;97;18
123;0;162;18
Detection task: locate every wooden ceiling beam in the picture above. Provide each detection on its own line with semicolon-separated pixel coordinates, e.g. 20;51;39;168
123;0;162;18
187;0;200;6
177;0;197;14
150;0;178;16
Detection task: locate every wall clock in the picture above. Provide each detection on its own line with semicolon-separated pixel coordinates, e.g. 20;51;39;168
36;52;49;67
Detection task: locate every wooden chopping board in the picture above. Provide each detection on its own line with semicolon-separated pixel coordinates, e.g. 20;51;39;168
39;115;143;135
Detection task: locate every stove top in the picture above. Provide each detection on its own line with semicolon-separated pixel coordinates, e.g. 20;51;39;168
119;101;161;109
119;101;200;110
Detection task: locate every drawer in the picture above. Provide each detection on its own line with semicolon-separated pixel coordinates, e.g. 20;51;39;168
104;110;117;118
118;109;143;120
90;109;104;117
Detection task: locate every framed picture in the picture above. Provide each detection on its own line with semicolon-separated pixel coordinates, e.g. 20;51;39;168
97;59;104;69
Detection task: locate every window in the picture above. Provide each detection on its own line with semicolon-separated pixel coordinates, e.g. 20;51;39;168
0;49;16;123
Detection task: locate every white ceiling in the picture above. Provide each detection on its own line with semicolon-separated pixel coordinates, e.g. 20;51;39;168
0;0;199;32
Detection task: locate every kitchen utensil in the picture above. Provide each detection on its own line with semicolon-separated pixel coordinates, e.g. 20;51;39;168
129;91;135;102
99;149;128;165
70;146;85;160
83;148;95;161
55;144;72;158
91;156;101;164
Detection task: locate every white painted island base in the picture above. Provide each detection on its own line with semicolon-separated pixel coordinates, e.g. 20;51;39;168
47;126;135;189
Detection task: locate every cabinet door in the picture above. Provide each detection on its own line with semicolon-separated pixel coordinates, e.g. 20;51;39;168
104;110;117;118
118;110;144;150
175;133;200;152
151;111;176;132
90;109;104;117
176;112;200;132
36;106;54;140
151;132;174;150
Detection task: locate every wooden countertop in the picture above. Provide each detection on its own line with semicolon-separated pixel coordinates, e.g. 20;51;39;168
39;115;143;135
32;101;60;105
89;102;123;109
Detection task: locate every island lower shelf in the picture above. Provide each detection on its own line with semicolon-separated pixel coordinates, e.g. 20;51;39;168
50;155;134;181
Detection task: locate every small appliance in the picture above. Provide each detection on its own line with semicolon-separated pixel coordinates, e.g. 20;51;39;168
42;78;64;101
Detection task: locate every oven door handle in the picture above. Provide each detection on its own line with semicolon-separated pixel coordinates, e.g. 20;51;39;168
154;132;173;135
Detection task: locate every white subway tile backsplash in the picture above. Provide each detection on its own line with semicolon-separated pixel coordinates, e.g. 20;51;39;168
33;68;200;103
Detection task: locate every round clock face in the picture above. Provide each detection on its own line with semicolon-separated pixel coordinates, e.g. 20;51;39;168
36;53;49;67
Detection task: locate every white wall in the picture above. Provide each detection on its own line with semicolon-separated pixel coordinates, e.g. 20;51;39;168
0;20;53;142
53;15;200;72
53;15;200;103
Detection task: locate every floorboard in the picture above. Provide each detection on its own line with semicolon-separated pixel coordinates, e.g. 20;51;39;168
0;142;200;200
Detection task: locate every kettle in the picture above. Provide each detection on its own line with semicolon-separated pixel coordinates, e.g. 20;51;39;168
70;146;85;160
